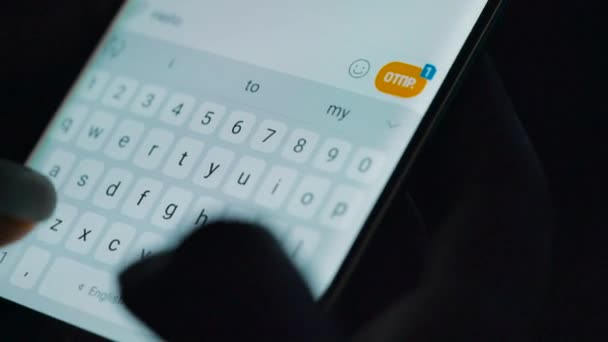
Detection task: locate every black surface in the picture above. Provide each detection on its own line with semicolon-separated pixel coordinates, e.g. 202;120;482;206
489;2;607;340
0;0;607;340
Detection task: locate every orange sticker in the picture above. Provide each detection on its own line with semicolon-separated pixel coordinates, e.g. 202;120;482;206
375;62;427;98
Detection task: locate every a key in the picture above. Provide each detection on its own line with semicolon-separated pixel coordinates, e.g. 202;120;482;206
64;212;107;255
150;187;194;230
159;93;196;126
92;168;134;210
222;156;266;200
312;138;352;173
41;150;76;189
281;128;320;163
130;84;167;117
78;70;111;101
249;119;288;153
94;223;137;266
345;147;386;184
38;257;132;327
286;176;331;219
104;119;145;161
189;102;227;135
121;177;164;220
162;137;205;179
37;203;78;245
10;246;51;289
76;111;117;151
192;146;235;189
319;185;363;230
101;76;139;109
50;104;89;142
182;196;225;232
254;166;298;209
63;159;105;201
218;111;257;144
132;128;175;170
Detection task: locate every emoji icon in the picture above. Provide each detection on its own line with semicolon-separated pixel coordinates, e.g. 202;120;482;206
375;61;431;98
349;59;371;79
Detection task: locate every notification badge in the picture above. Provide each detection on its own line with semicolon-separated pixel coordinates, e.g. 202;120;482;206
375;62;436;98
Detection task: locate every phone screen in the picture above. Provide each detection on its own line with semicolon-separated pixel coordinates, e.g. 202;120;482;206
1;0;488;340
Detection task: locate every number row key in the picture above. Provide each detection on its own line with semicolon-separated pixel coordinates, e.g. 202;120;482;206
50;106;385;182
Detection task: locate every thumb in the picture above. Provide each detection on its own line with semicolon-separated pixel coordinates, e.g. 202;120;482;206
119;222;337;341
0;159;56;246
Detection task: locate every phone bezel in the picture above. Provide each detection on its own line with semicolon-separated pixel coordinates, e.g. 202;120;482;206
320;0;504;309
0;0;504;338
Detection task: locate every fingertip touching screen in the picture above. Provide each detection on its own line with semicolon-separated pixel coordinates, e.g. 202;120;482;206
0;0;487;340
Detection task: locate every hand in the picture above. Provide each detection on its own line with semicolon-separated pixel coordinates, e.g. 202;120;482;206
0;1;123;245
119;56;554;341
0;160;56;246
1;2;553;340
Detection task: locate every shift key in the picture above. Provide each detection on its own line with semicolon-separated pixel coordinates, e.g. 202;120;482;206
38;257;134;328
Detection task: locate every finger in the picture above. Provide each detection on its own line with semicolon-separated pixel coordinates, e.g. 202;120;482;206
0;160;56;245
120;222;337;341
0;217;34;246
354;55;553;341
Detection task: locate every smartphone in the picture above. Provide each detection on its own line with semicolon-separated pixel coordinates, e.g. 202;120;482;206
0;0;502;340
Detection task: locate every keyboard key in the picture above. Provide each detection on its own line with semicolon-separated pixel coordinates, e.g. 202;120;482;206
259;218;290;241
0;244;24;278
121;177;164;220
192;146;235;189
283;227;320;267
76;111;117;151
65;212;107;255
249;119;287;153
130;84;167;117
254;166;298;209
42;150;76;189
159;93;196;126
126;232;168;265
104;119;145;161
319;185;363;230
133;128;175;170
51;104;89;142
94;222;136;265
225;206;257;223
281;128;320;163
182;196;225;231
77;70;111;101
101;76;139;109
345;147;386;184
92;168;134;210
189;102;226;135
287;176;331;219
150;187;193;230
10;246;51;289
36;203;78;245
223;156;266;200
218;111;257;144
38;257;132;327
312;138;352;173
162;137;205;179
64;159;105;200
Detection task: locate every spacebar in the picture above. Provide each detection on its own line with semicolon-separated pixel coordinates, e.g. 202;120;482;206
38;257;132;327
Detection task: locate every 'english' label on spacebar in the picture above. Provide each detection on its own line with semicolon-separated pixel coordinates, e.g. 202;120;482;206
38;257;133;327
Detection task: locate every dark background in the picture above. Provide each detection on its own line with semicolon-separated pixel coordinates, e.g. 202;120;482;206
492;2;607;340
0;1;606;340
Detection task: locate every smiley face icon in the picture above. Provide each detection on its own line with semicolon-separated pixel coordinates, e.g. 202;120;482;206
348;59;371;79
